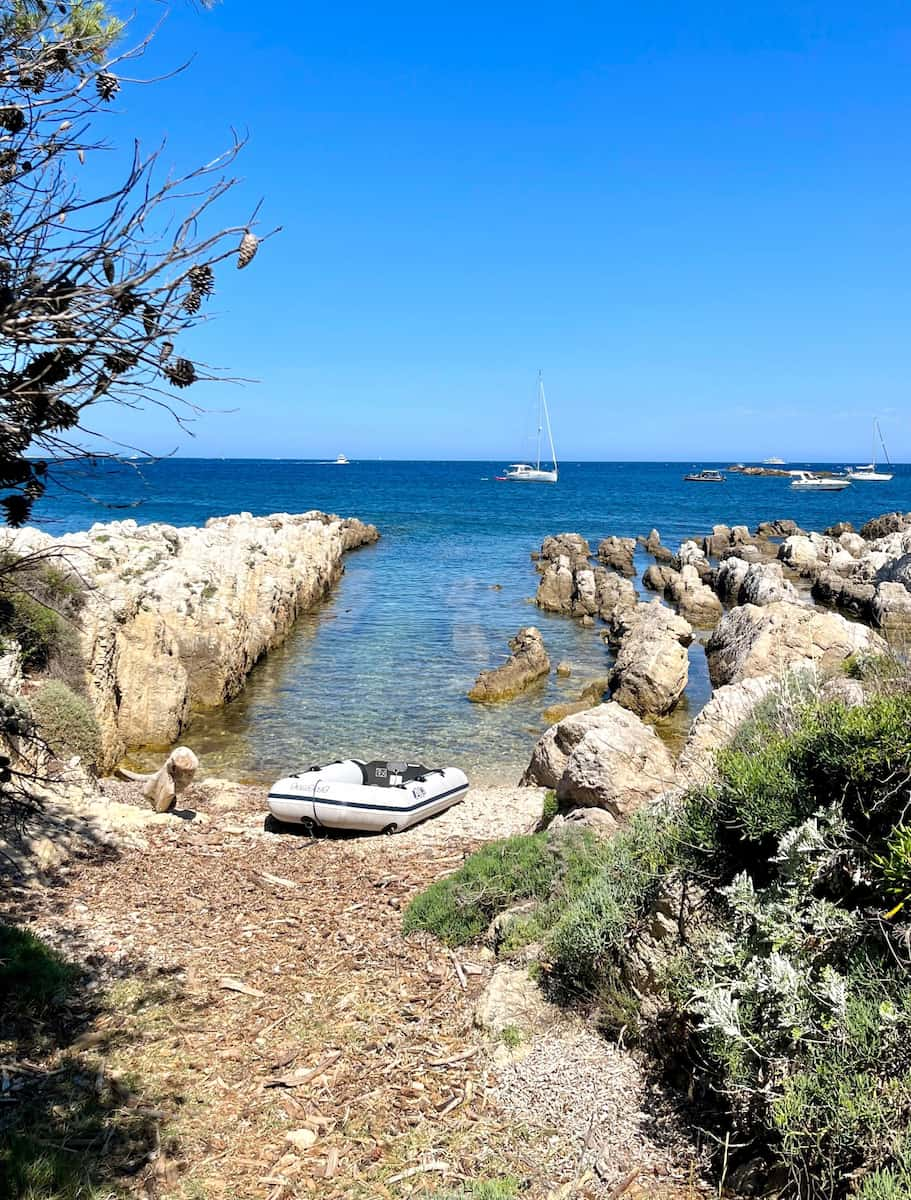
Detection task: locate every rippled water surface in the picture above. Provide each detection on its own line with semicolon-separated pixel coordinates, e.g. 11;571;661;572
39;459;911;783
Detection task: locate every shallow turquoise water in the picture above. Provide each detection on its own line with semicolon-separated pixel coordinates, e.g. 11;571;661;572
38;459;911;783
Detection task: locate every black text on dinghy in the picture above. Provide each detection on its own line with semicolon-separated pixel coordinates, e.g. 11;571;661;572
267;759;469;833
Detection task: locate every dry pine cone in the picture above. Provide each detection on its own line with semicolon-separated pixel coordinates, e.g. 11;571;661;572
237;231;259;269
96;72;120;102
167;357;196;388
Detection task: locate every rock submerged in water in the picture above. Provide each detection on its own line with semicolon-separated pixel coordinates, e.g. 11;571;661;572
468;627;550;703
597;535;636;576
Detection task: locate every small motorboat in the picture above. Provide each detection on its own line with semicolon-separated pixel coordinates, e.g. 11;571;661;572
684;469;725;482
267;759;469;834
790;471;851;491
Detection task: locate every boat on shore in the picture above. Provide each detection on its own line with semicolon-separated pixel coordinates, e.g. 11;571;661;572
847;421;893;481
684;469;725;483
500;373;558;483
790;471;851;492
267;759;469;834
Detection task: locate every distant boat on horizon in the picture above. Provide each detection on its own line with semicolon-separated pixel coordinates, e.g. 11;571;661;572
499;373;558;483
334;453;350;465
763;456;785;465
684;469;725;483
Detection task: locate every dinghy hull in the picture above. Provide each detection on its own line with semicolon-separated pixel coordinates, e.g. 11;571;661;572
267;759;469;833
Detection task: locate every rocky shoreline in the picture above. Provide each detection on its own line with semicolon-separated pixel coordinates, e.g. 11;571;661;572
3;511;379;768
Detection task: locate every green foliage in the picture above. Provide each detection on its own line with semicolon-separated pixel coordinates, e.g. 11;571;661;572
874;824;911;910
0;555;85;682
499;1024;523;1049
29;680;101;771
403;834;556;945
540;789;558;827
429;1181;521;1200
0;924;77;1011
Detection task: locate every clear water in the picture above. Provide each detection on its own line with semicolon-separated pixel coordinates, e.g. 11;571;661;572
36;459;911;784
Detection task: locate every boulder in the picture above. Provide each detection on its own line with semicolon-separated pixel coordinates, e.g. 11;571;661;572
474;964;552;1037
860;512;911;541
819;676;867;708
676;540;713;579
610;601;692;716
838;531;866;557
740;561;800;606
824;522;855;539
676;676;777;787
597;536;636;576
714;556;750;605
755;519;802;539
810;570;875;618
641;528;674;563
535;555;576;614
706;601;886;687
540;532;591;564
555;703;676;820
642;563;679;594
778;534;820;573
468;627;550;702
556;661;572;677
521;705;620;789
703;524;733;558
876;552;911;590
871;582;911;633
541;677;609;725
536;557;636;624
674;565;723;627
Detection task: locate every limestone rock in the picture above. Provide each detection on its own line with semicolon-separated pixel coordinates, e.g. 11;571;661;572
755;519;802;539
610;602;692;717
676;676;777;787
535;555;577;613
714;556;750;605
739;561;800;606
474;964;552;1036
4;512;379;769
597;535;636;576
542;677;609;725
546;806;619;839
642;563;678;594
555;703;676;819
872;582;911;633
876;552;911;589
468;627;550;702
824;521;855;539
641;528;674;563
0;641;22;695
674;565;723;626
706;601;886;687
810;570;875;618
556;661;572;677
676;540;713;579
838;531;866;557
521;704;623;789
819;676;867;708
860;511;911;541
540;532;591;564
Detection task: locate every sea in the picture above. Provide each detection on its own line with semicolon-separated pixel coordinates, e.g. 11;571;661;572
33;459;911;785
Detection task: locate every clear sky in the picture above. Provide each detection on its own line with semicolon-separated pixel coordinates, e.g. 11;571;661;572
89;1;911;462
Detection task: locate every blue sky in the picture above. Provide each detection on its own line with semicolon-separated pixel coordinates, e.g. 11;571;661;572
89;1;911;461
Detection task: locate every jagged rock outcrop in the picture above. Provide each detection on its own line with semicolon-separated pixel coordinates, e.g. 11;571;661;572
640;528;674;564
675;540;713;579
705;601;886;687
643;563;721;627
536;553;636;627
0;641;22;694
811;570;875;617
703;524;754;559
872;582;911;633
755;519;802;539
539;532;591;565
860;512;911;541
521;705;611;790
676;676;778;787
5;511;379;767
468;627;550;702
739;561;800;606
541;677;609;725
597;535;636;576
609;601;692;716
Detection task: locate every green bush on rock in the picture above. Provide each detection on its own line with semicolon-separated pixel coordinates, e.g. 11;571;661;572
29;680;101;772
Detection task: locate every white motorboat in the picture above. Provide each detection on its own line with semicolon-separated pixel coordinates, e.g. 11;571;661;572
846;421;893;481
790;471;851;492
334;453;350;465
501;374;558;483
684;469;725;482
267;759;469;834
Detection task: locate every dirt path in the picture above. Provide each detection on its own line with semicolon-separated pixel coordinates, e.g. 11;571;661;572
3;782;709;1200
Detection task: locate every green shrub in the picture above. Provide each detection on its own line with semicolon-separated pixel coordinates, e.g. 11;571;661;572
403;834;557;945
540;789;558;827
29;680;101;772
429;1181;521;1200
0;555;86;682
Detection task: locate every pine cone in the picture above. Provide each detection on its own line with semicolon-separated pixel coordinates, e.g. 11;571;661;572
96;72;120;102
115;288;139;316
0;107;25;134
103;255;115;284
104;350;138;375
183;289;201;316
188;264;214;296
167;357;197;388
237;231;259;269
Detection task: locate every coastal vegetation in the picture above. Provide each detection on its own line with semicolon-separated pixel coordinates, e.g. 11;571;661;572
406;676;911;1197
0;0;272;529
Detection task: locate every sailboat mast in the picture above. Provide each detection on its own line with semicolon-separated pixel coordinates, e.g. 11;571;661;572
877;419;892;467
540;373;557;470
535;376;543;471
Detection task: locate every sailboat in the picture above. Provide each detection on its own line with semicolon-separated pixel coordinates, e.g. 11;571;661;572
847;421;893;482
502;374;558;483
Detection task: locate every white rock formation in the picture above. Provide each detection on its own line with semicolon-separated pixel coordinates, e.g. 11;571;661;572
4;511;379;767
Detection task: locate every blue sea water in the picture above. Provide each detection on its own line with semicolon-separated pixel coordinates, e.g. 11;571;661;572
36;459;911;784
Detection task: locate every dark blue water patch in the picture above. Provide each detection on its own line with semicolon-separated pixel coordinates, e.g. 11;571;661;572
32;459;911;783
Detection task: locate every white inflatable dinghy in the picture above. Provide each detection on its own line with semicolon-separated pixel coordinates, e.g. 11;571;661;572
267;759;469;834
